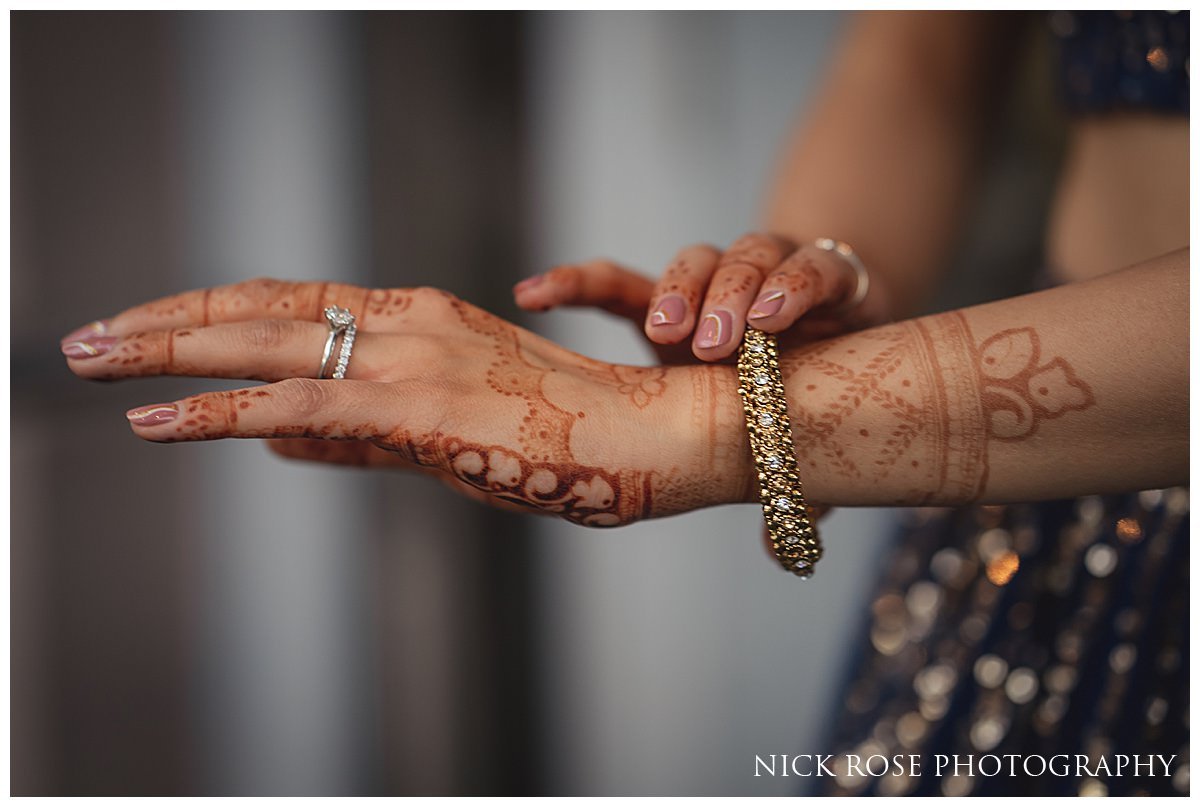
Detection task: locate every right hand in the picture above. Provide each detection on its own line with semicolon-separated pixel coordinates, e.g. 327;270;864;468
60;280;752;527
513;232;892;363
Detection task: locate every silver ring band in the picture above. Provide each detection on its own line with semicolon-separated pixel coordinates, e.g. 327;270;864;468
331;323;357;379
319;330;340;378
319;305;356;379
812;237;869;313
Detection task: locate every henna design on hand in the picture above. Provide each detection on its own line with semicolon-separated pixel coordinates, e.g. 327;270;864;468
579;364;667;409
384;429;650;527
387;296;655;524
452;296;578;461
364;288;414;322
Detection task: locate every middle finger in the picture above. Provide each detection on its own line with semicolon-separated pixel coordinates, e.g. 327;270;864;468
692;233;793;361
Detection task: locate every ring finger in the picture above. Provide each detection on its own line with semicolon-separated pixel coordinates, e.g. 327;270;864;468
63;318;377;382
58;278;376;342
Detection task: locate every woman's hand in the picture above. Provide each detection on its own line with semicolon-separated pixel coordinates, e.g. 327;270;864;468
61;280;753;526
513;232;892;362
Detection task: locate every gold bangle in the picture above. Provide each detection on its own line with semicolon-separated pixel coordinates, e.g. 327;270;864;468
736;327;823;578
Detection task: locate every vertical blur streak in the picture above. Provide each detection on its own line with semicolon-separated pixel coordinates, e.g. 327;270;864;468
175;13;374;794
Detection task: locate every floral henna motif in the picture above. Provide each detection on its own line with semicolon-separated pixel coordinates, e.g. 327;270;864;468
384;429;651;526
364;289;413;323
976;326;1096;440
580;364;667;409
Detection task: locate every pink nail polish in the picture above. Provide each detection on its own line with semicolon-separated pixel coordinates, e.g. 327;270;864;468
514;275;545;293
696;310;733;348
61;336;119;359
748;291;785;319
126;404;179;426
61;319;112;343
649;295;686;326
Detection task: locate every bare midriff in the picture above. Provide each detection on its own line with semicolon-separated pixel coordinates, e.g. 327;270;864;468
1047;113;1188;283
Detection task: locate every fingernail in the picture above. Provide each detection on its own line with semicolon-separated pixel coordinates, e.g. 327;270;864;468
748;290;785;319
696;310;733;348
126;404;178;426
61;336;118;359
514;275;545;293
61;319;112;343
648;295;686;327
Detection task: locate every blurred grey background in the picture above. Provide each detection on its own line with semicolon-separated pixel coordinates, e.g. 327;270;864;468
12;11;1054;795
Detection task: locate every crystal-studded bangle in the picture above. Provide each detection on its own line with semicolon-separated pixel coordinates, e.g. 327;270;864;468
736;327;823;579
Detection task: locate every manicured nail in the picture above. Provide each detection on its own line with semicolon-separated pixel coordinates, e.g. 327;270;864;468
696;310;733;348
126;404;179;426
649;295;686;327
61;336;119;359
61;319;112;343
748;290;785;319
514;275;545;293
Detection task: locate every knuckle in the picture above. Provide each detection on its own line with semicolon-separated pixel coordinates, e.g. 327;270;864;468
242;276;284;293
793;242;837;270
724;233;788;271
727;231;773;250
545;264;582;284
411;284;443;299
274;377;331;418
412;285;459;306
404;334;452;367
583;259;621;279
242;318;301;353
676;242;721;264
770;260;806;281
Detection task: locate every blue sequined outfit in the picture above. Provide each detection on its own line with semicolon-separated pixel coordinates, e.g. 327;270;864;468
1053;10;1189;114
809;12;1189;797
813;492;1189;796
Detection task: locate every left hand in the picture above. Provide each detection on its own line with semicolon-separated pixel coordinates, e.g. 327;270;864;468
513;233;892;363
60;279;753;527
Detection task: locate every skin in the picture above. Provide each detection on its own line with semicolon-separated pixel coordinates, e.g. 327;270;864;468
62;248;1187;523
63;281;748;526
62;12;1188;527
508;11;1189;518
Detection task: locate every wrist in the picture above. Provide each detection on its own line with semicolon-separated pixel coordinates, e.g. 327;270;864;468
671;364;756;509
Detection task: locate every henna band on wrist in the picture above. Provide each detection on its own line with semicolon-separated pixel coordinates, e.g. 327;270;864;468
737;327;823;579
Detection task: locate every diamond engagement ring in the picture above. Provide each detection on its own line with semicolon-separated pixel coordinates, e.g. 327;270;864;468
319;305;357;379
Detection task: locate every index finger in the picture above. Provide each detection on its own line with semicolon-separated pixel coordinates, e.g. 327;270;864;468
64;278;373;340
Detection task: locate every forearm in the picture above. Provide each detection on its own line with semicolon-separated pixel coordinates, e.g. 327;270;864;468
688;249;1188;507
764;11;1026;315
